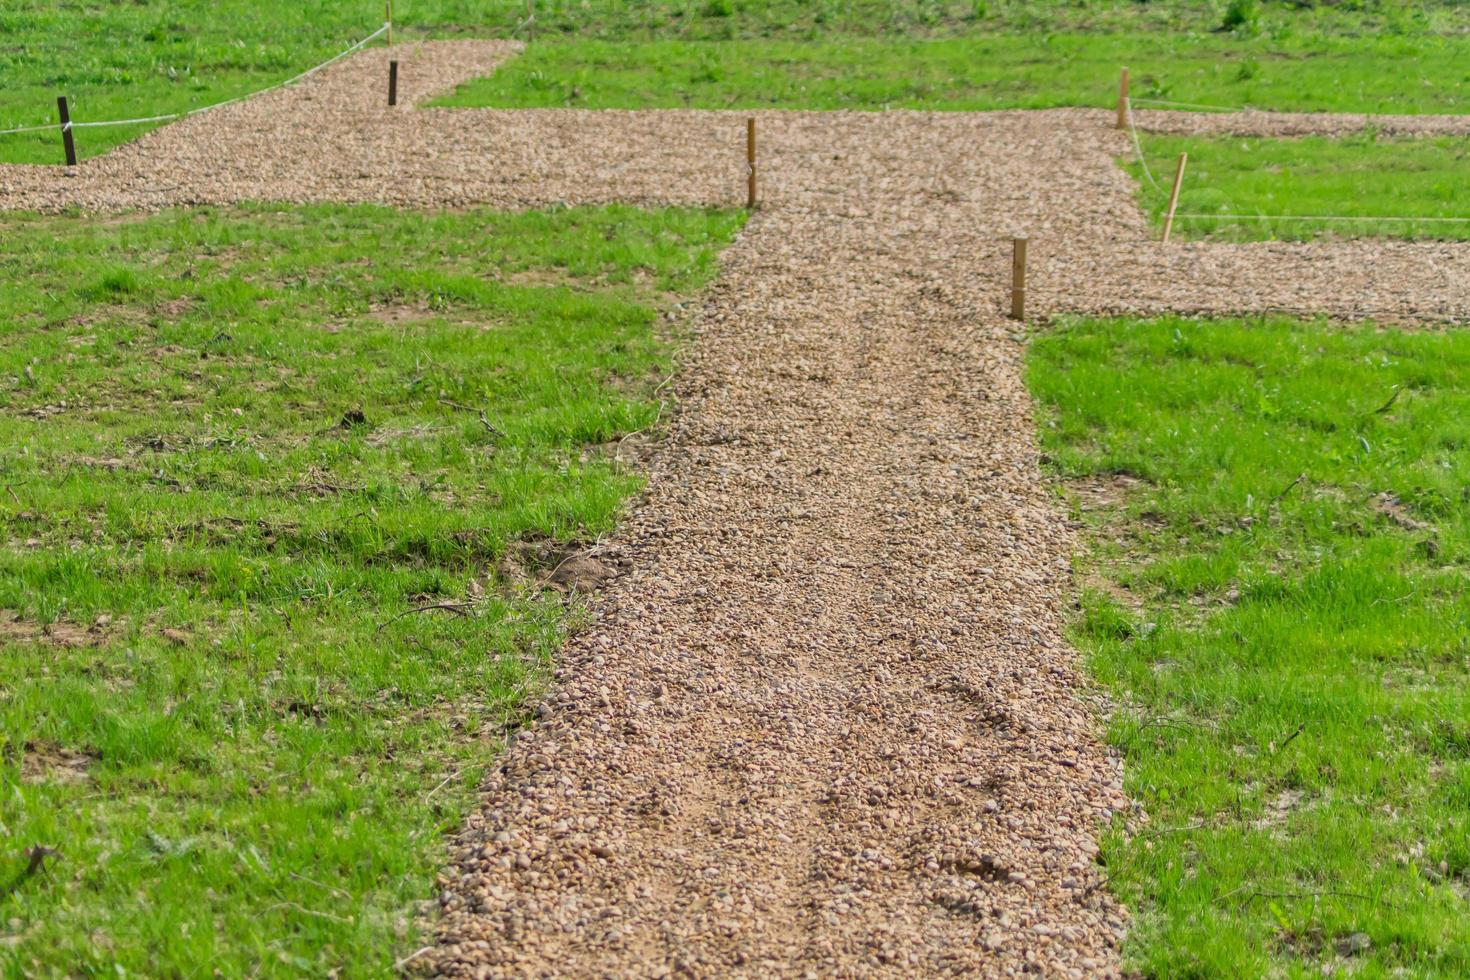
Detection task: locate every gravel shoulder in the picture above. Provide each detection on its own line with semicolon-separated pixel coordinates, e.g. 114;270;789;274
4;40;1468;977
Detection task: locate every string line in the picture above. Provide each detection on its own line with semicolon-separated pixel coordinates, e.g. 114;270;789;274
1130;97;1253;113
0;22;387;138
1176;212;1470;224
1123;98;1162;192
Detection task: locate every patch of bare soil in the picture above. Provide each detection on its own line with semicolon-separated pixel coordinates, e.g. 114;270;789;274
0;611;111;648
21;741;96;785
364;301;434;326
497;538;629;595
1066;472;1148;511
1372;491;1433;533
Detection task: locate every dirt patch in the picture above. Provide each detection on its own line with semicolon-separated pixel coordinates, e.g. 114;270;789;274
21;741;96;785
365;301;435;325
1372;492;1434;533
497;537;629;594
155;296;194;319
366;424;448;447
504;267;577;290
0;611;111;648
1067;472;1148;511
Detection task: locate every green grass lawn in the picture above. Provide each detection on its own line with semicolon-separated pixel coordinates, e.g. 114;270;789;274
1126;133;1470;242
0;202;741;976
1029;315;1470;978
434;33;1470;115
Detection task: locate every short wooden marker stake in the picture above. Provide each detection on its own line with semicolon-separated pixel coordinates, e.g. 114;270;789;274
1010;237;1028;321
1161;151;1188;244
386;0;394;47
746;117;757;210
528;0;536;42
1116;66;1130;130
388;60;399;106
57;96;77;167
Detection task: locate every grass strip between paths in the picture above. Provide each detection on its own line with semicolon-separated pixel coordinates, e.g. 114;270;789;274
1126;133;1470;242
1029;315;1470;977
0;201;742;976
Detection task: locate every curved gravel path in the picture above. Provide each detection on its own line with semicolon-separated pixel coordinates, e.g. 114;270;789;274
4;40;1469;978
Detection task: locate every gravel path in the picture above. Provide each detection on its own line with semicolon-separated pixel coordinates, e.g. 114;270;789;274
1131;107;1470;138
4;41;1468;977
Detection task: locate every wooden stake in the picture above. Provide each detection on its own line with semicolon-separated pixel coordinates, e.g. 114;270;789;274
386;0;394;47
746;117;757;210
388;60;399;106
57;96;76;167
1010;237;1027;321
1116;66;1130;130
528;0;536;42
1161;151;1188;243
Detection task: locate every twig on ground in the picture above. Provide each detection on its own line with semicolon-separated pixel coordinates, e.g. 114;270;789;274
288;870;351;901
0;846;58;900
1272;723;1305;754
425;768;463;802
394;946;435;971
267;902;354;924
1270;472;1307;506
1234;888;1381;909
438;398;503;437
1373;385;1404;414
1133;715;1219;734
375;601;476;632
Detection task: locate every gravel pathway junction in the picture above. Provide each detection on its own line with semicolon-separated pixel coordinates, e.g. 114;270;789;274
3;40;1468;978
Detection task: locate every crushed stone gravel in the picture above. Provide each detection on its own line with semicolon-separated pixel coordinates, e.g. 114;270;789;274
4;41;1468;978
1131;107;1470;139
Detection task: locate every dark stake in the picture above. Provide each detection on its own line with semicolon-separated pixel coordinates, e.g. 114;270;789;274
388;60;399;107
57;96;77;167
1010;237;1028;321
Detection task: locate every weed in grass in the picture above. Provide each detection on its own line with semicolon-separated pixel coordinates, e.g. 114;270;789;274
1124;133;1470;241
1028;314;1470;977
0;202;742;976
1222;0;1261;35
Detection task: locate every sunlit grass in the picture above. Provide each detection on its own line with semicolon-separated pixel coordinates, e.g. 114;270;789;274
0;202;742;976
1126;132;1470;241
1029;315;1470;978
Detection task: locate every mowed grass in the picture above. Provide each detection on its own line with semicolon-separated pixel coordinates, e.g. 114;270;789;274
1028;316;1470;977
1126;133;1470;242
0;203;741;976
0;0;490;164
436;33;1470;115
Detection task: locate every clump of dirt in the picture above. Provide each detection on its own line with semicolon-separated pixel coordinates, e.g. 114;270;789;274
1372;492;1433;533
497;537;628;594
21;740;96;785
1066;472;1148;511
